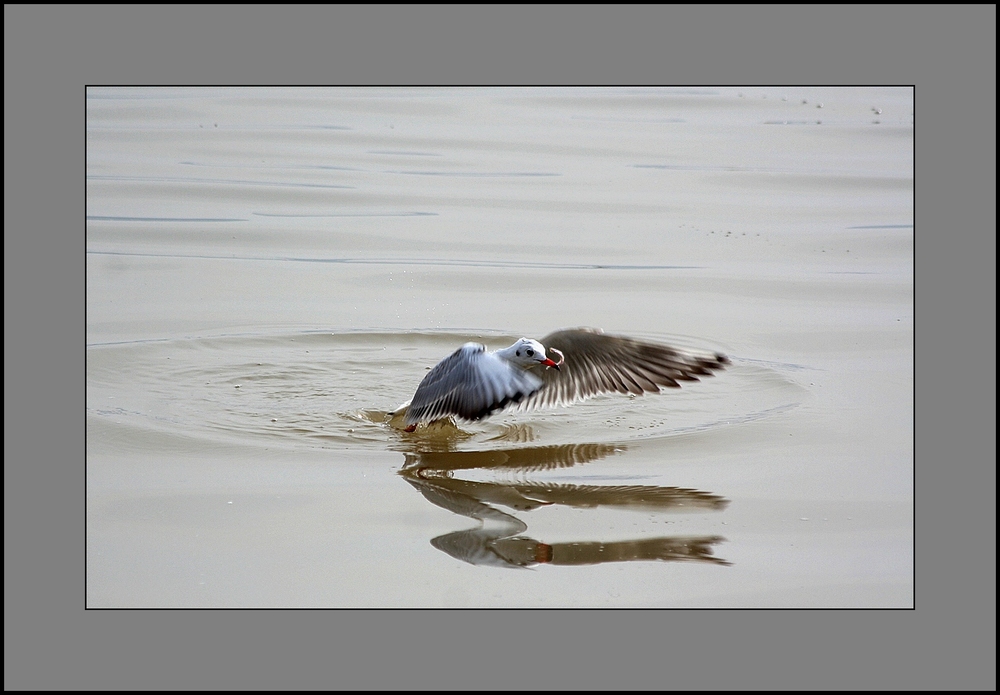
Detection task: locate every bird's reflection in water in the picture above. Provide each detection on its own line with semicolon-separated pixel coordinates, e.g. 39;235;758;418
400;439;731;569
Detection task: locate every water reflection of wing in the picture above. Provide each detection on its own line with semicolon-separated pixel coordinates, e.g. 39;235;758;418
431;529;730;568
404;474;542;517
403;471;553;512
402;469;727;514
402;442;623;473
507;482;729;512
402;470;731;568
493;535;732;567
405;474;534;568
430;528;537;569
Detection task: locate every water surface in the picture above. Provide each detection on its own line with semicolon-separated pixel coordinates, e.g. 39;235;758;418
87;87;913;607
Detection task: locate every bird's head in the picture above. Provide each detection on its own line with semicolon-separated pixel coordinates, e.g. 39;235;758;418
497;338;560;370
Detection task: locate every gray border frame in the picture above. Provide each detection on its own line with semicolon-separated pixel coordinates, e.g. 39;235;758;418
6;4;995;691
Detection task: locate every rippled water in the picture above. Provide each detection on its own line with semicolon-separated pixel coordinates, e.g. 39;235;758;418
87;87;913;606
88;329;801;450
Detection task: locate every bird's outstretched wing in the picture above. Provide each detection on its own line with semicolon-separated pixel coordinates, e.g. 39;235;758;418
520;328;729;410
404;343;545;426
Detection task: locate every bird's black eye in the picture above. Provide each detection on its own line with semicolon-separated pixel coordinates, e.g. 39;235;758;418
526;349;534;356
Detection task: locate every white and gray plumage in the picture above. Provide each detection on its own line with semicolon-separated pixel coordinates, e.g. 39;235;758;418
397;328;729;431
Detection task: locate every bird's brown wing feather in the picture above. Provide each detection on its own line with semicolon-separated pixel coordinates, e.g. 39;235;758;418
520;328;729;410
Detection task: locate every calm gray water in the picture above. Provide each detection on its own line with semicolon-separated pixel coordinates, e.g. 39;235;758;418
87;87;913;607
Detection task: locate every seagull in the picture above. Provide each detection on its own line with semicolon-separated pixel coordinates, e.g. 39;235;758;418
395;328;729;431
